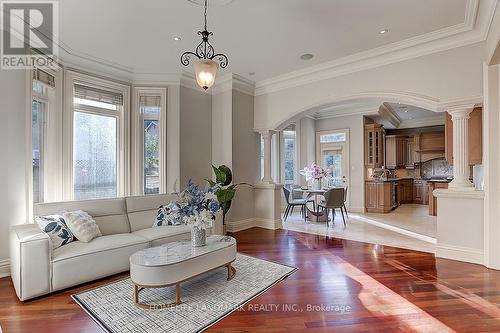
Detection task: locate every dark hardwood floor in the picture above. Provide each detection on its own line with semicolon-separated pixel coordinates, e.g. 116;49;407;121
2;227;500;332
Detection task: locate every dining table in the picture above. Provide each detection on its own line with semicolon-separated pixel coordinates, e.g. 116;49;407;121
296;187;329;222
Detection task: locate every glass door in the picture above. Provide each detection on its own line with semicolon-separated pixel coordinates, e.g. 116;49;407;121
320;144;346;187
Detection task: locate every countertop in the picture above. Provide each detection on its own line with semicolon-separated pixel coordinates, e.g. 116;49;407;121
366;177;451;183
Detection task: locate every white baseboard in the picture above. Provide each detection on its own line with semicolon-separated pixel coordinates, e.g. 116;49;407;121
0;259;10;278
225;219;257;233
226;218;283;232
254;218;283;230
436;244;484;265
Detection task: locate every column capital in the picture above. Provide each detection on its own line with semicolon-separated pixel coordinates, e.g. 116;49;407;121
256;129;275;137
447;104;475;119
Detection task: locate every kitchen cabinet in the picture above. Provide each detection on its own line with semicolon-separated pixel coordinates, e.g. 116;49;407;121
365;124;384;168
414;131;445;162
413;179;427;204
365;182;393;213
445;107;483;165
405;137;416;168
398;179;413;204
428;182;449;216
385;135;406;169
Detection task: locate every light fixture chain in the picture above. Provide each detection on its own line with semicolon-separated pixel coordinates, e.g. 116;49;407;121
204;0;208;31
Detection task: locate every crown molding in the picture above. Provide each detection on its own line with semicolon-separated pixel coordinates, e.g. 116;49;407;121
255;0;499;96
379;103;401;128
212;73;256;96
313;105;378;120
398;115;445;129
437;95;484;112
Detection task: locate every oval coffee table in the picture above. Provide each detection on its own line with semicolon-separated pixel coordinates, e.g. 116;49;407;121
130;235;237;309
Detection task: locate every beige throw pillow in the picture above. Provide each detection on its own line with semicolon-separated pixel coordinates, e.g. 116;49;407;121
63;210;102;242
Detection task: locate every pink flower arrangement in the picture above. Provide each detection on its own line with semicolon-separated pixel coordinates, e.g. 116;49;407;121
300;163;332;181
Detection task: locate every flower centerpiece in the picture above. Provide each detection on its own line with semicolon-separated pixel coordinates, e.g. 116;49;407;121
300;163;332;190
168;179;221;247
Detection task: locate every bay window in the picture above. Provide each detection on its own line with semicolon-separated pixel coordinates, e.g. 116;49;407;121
132;88;167;195
65;70;130;200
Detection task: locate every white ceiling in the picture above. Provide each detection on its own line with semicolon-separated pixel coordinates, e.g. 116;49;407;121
385;103;438;121
56;0;468;81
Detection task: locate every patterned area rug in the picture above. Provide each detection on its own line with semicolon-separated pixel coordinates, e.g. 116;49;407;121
73;254;296;333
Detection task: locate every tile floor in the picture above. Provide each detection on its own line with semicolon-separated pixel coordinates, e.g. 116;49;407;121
283;208;436;254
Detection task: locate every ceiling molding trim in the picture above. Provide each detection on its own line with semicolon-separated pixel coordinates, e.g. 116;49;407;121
398;115;446;129
255;0;497;96
313;106;379;120
379;103;402;128
212;73;256;96
437;95;484;111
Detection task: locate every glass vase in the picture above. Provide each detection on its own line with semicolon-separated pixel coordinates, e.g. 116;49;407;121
191;225;207;247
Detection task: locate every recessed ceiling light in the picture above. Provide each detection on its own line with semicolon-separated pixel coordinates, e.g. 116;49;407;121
173;36;181;41
379;29;389;35
404;110;408;113
300;53;314;60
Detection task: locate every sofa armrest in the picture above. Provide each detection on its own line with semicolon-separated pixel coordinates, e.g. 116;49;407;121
10;224;52;301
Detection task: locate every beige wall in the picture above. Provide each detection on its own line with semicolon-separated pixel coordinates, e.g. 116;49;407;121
212;90;232;167
0;70;28;268
179;86;213;188
227;90;259;223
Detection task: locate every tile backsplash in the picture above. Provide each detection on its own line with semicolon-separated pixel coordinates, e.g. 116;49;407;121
421;158;453;179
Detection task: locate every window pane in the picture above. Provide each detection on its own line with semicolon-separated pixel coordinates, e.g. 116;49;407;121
283;129;296;187
320;132;346;143
143;106;160;116
74;97;117;111
32;100;44;203
144;119;160;194
73;112;117;200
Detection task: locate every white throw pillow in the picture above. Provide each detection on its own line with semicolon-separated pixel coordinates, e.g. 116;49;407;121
63;210;102;242
35;215;75;250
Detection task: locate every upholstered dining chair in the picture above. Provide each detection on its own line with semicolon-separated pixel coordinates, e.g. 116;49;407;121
283;187;308;222
342;186;349;219
318;187;347;226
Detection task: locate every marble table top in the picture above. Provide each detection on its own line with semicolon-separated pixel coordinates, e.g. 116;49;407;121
130;235;236;267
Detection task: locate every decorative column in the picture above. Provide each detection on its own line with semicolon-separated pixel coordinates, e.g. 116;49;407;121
260;130;274;183
448;106;474;189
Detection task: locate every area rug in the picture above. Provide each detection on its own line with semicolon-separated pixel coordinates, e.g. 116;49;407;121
72;253;296;333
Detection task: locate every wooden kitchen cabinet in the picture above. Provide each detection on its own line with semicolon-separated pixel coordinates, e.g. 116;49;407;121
385;135;406;169
445;107;483;165
405;137;416;168
365;182;393;213
413;180;425;204
398;179;413;204
365;124;384;168
428;182;449;216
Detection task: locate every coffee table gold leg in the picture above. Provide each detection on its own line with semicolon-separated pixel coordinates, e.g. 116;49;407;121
227;262;236;281
133;284;139;304
175;283;181;304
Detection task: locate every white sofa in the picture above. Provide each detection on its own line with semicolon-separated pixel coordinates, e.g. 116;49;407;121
9;194;223;301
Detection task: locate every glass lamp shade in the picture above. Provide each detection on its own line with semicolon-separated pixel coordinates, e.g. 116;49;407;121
194;59;219;90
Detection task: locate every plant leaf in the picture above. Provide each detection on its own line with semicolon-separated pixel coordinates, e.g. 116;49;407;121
212;165;227;185
218;165;233;186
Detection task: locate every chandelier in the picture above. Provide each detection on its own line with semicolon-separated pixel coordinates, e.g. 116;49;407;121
181;0;229;90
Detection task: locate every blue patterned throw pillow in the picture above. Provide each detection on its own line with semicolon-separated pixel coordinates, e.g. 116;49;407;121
153;204;183;227
35;215;75;250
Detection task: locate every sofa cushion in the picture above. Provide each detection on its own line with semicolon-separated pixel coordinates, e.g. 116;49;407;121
35;198;130;236
132;225;191;247
126;194;178;232
51;234;148;291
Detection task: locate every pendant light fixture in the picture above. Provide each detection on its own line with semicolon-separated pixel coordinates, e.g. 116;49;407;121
181;0;228;90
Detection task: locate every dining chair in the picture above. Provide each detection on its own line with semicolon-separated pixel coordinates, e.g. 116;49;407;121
292;185;316;212
283;187;307;222
342;186;349;219
318;187;346;226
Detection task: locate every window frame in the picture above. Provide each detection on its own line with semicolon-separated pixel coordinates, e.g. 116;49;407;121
26;66;62;222
131;87;167;195
63;70;130;200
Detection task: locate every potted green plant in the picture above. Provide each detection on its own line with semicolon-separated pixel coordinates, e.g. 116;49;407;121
206;165;249;233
